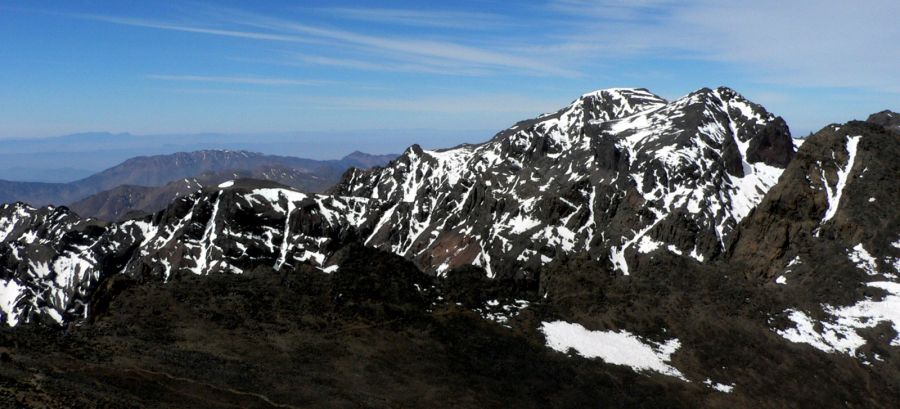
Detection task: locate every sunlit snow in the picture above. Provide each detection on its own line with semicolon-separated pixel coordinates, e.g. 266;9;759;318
820;135;861;223
777;281;900;354
541;321;686;380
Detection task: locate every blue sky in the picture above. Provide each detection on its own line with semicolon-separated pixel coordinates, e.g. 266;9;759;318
0;0;897;144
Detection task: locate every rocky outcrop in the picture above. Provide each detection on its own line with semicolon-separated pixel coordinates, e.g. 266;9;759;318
867;110;900;134
727;121;899;281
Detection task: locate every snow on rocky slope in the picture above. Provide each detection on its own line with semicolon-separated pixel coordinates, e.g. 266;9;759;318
0;181;373;325
0;86;800;326
725;119;900;357
335;87;795;277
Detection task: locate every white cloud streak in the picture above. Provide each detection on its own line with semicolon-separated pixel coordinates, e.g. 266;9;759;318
547;0;900;91
73;13;318;44
70;8;578;77
147;74;329;86
223;11;580;77
322;7;511;30
51;3;900;91
307;94;559;114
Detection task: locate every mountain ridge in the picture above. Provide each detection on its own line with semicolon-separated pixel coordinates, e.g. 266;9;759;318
0;149;396;210
1;85;801;323
0;87;897;408
333;86;795;277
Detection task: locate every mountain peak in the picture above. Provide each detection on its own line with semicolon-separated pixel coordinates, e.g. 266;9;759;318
579;87;659;99
333;85;797;277
573;87;667;118
866;110;900;131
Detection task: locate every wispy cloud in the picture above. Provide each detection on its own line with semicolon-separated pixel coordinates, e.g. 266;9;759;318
28;2;900;94
147;74;329;86
304;94;560;115
70;13;318;44
545;0;900;91
322;7;511;30
279;53;494;76
65;7;579;78
230;13;579;77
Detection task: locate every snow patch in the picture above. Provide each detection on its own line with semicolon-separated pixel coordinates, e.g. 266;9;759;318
218;180;235;189
777;309;865;354
848;244;878;275
828;282;900;347
0;279;23;326
636;236;662;254
704;379;734;393
777;281;900;354
540;321;685;380
820;135;861;223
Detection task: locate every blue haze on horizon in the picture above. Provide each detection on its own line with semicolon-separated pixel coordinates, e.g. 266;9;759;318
0;0;897;156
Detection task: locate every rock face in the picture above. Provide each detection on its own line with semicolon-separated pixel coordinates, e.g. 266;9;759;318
334;87;794;277
727;121;900;308
728;122;899;277
0;180;374;325
866;110;900;132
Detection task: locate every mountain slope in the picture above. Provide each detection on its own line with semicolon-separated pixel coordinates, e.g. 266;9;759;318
728;121;898;280
721;120;900;364
0;86;800;325
0;179;374;325
334;87;794;277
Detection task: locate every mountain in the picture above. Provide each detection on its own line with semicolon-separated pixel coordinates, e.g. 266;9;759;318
0;150;396;209
0;130;482;182
69;165;348;221
341;151;397;168
727;120;900;324
333;87;794;277
0;88;897;407
0;179;373;325
0;86;806;325
0;86;798;324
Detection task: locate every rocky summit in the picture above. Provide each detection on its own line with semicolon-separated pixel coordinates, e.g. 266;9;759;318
0;88;897;408
334;87;795;277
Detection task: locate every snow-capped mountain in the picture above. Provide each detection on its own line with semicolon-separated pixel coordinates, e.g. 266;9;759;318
0;180;375;325
334;87;794;277
0;89;898;408
0;86;800;326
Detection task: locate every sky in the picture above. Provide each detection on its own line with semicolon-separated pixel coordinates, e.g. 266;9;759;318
0;0;897;146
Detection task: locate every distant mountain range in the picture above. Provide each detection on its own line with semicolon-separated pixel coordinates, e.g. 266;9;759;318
0;150;395;219
0;129;487;182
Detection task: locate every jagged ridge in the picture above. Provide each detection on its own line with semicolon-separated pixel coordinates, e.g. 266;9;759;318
0;86;799;325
